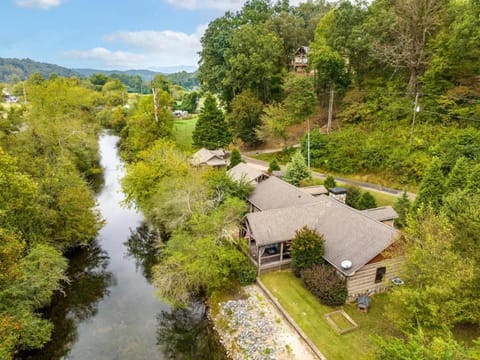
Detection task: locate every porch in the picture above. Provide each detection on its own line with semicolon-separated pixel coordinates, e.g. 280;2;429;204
247;239;293;274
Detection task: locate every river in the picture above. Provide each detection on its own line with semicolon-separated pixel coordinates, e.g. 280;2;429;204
20;133;224;359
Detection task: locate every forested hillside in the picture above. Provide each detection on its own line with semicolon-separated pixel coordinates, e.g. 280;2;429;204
0;58;77;82
198;0;480;185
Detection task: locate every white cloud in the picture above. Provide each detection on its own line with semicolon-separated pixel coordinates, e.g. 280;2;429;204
15;0;63;9
164;0;306;11
64;25;206;70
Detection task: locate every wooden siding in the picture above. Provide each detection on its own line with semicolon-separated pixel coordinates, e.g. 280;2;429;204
346;257;404;300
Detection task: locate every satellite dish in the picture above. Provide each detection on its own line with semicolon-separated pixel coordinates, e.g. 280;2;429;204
341;260;352;270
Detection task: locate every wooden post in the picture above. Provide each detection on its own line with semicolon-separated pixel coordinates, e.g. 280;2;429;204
279;242;284;270
257;247;262;275
327;87;334;133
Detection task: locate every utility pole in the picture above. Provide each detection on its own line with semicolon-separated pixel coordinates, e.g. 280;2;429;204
307;118;310;169
23;81;27;105
327;87;334;133
409;92;420;146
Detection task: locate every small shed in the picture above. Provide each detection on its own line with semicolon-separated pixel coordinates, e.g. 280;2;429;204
292;46;309;73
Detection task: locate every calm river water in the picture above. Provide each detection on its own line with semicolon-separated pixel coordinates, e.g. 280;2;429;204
20;133;224;360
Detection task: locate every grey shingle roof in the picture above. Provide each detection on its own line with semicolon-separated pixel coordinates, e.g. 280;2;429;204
300;185;328;196
361;206;399;222
227;163;266;183
248;176;318;210
191;148;226;166
245;197;400;276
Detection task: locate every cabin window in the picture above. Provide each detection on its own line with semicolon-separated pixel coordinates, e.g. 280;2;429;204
375;267;386;283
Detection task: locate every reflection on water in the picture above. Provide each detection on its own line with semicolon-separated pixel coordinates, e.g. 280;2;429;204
124;223;161;282
20;241;114;360
157;303;227;360
18;133;225;359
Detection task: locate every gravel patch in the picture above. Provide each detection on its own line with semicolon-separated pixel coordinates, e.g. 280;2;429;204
214;285;316;360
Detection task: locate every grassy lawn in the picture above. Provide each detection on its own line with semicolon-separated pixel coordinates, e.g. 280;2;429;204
173;116;197;151
261;271;397;360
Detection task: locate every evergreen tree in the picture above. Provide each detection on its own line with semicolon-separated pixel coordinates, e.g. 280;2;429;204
394;189;411;228
291;226;325;277
467;163;480;194
192;94;232;149
445;157;469;194
228;148;242;169
283;151;312;186
356;191;377;210
346;186;361;208
414;158;446;211
268;158;280;174
323;175;336;190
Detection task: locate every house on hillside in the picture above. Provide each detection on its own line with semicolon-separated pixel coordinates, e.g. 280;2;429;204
191;148;227;168
227;163;269;185
292;46;309;73
242;177;403;300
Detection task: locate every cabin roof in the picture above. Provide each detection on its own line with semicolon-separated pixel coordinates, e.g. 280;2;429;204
360;206;399;222
227;163;266;183
245;196;400;276
191;148;226;166
248;176;318;210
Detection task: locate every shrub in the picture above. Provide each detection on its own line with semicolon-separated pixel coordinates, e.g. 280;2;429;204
301;264;348;306
323;175;337;190
346;186;362;208
291;226;325;277
233;260;257;286
356;191;377;210
228;148;242;169
268;158;280;174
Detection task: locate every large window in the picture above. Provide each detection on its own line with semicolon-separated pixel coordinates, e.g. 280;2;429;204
375;267;386;283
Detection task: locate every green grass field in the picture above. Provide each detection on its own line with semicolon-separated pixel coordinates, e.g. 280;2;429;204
173;116;197;150
261;271;397;360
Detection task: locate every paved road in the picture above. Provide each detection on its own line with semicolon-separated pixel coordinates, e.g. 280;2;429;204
242;154;416;200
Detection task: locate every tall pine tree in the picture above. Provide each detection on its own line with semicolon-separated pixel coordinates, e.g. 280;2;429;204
414;158;445;211
192;94;232;149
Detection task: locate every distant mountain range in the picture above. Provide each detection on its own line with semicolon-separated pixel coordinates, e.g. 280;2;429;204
0;57;198;86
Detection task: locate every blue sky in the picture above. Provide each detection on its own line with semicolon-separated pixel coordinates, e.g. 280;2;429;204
1;0;305;72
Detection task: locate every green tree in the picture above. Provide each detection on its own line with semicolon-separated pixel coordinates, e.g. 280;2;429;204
284;151;312;186
192;94;232;149
228;148;242;169
375;328;474;360
467;163;480;194
268;158;281;174
346;186;362;208
445;157;469;193
387;209;476;331
225;23;284;103
323;175;336;190
180;91;199;113
122;93;174;158
257;103;292;148
282;73;317;123
301;131;327;168
414;158;446;210
226;90;264;146
102;78;127;106
356;191;377;210
291;226;325;277
393;189;411;228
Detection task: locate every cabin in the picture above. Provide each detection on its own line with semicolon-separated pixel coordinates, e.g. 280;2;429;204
242;178;403;300
292;46;309;73
191;148;227;168
227;163;269;185
361;206;399;227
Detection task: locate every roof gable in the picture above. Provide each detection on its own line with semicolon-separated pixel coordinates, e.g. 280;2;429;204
248;176;318;210
227;163;266;183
